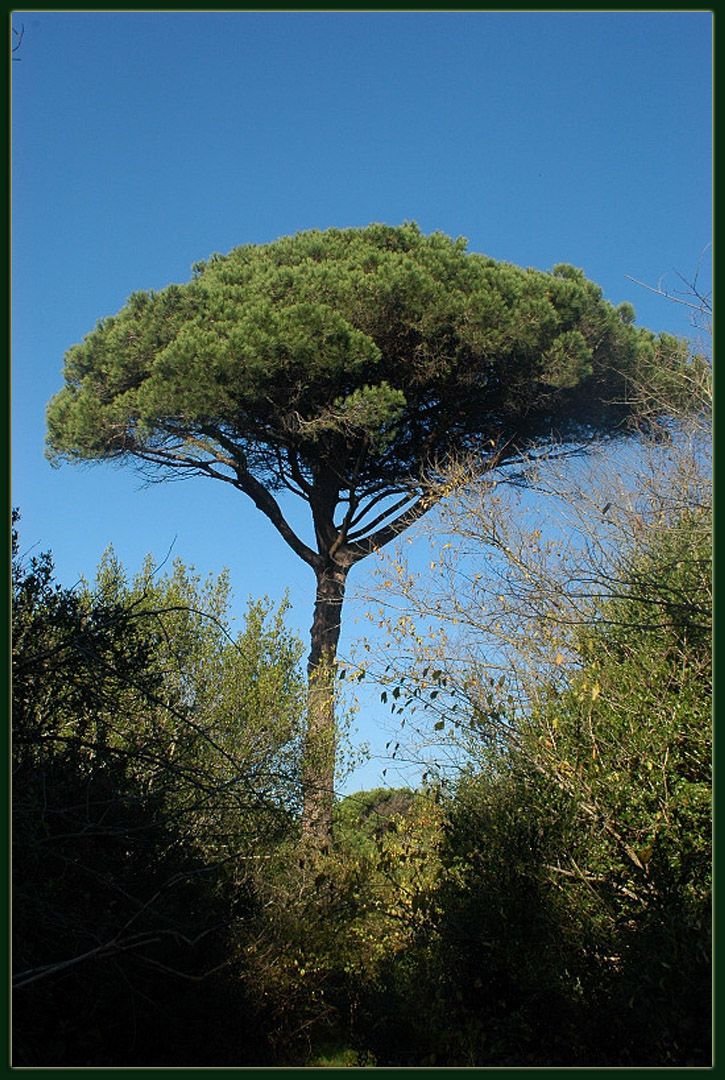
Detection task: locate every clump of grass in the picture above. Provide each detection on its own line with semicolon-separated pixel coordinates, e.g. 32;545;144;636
307;1042;375;1067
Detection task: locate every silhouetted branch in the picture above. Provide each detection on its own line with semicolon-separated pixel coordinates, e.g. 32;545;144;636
12;23;24;60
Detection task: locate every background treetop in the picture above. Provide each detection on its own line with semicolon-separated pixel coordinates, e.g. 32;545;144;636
46;222;694;514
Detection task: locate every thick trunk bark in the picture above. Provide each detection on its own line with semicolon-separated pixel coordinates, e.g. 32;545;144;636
301;562;348;851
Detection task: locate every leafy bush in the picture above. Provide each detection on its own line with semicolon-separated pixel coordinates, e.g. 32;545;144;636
355;493;711;1066
12;515;304;1065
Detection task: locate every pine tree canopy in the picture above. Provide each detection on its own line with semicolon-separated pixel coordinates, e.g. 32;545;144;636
46;222;692;560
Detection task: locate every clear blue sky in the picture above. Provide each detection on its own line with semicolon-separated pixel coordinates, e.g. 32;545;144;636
11;11;712;792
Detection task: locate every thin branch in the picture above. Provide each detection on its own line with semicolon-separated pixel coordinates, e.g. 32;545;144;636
625;274;712;315
128;432;317;566
346;491;418;543
286;447;313;498
328;493;360;559
12;23;24;59
271;444;308;499
14;933;162;989
204;433;317;566
347;492;441;561
346;484;411;531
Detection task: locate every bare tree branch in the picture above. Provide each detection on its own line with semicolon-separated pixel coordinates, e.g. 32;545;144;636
12;23;24;60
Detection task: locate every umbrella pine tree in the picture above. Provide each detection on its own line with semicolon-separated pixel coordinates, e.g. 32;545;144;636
46;222;694;847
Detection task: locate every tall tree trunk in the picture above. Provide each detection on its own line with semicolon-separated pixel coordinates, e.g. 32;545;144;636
301;562;347;851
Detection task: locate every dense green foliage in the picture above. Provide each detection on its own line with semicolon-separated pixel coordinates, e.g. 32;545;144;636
386;499;711;1067
46;222;691;493
12;518;304;1065
89;548;306;835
